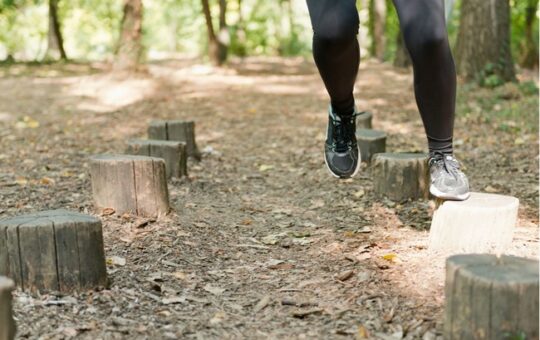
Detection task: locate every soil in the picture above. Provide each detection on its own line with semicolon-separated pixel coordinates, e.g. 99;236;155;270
0;57;538;339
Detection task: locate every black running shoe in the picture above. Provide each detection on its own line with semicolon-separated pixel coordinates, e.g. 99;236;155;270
324;105;360;178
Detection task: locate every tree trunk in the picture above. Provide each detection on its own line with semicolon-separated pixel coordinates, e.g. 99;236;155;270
201;0;228;65
520;0;539;69
235;0;247;56
45;0;67;61
393;30;411;68
456;0;516;83
369;0;386;60
114;0;143;71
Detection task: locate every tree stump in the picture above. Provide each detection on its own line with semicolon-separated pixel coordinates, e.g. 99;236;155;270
0;277;15;340
0;210;107;293
444;254;539;340
148;120;201;160
90;155;170;217
429;192;519;253
356;128;386;163
356;111;373;129
126;139;187;179
371;153;429;201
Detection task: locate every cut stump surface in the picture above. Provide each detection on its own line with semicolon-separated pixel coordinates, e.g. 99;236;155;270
0;276;15;340
126;139;187;178
148;120;201;160
0;210;107;293
356;128;386;163
371;153;429;201
356;111;373;129
445;254;539;340
90;154;170;217
429;192;519;253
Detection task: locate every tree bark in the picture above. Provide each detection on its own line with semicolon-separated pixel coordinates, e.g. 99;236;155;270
90;155;170;217
114;0;143;71
520;0;539;69
0;277;16;340
371;153;429;201
202;0;228;65
126;139;188;179
235;0;247;56
444;254;539;339
369;0;386;61
0;210;107;293
456;0;516;83
45;0;67;61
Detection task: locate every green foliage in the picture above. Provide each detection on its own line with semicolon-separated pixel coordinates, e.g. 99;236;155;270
510;0;539;63
479;63;505;88
0;0;537;63
457;81;538;135
384;0;399;62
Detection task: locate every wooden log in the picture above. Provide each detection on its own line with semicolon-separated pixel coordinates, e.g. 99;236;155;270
371;153;429;201
0;277;15;340
126;139;187;178
90;155;170;217
0;210;107;293
356;128;386;163
444;254;539;340
429;192;519;253
148;120;201;160
356;111;373;129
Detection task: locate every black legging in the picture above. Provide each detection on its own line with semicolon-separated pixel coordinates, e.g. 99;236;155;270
307;0;456;154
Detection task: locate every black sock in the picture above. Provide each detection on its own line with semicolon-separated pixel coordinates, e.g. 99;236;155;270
428;135;453;157
331;100;355;118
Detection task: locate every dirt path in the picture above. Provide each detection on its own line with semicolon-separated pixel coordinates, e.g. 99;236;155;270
0;57;538;339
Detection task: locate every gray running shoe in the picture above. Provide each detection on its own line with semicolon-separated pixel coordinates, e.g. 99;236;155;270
428;152;470;200
324;106;360;178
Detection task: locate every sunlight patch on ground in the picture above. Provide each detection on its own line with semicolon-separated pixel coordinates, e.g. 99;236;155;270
0;112;13;122
376;119;415;135
64;74;158;112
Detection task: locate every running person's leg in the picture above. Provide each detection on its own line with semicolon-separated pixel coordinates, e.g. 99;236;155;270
307;0;361;178
394;0;470;200
307;0;359;116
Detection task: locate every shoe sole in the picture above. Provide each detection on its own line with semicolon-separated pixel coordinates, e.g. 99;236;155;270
323;144;361;179
429;185;470;201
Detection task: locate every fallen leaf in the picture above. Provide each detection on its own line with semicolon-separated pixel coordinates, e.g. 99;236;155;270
107;256;126;266
358;226;371;233
162;296;186;305
292;308;323;318
354;189;365;198
383;307;395;323
357;271;371;283
101;208;115;216
261;234;281;245
15;176;28;186
209;311;227;325
336;269;354;282
61;327;78;337
40;177;55;185
259;164;274;172
357;325;369;339
484;185;499;193
253;295;271;313
171;271;187;280
203;284;225;296
381;253;399;263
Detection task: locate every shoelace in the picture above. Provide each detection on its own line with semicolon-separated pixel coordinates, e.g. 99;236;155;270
430;152;460;179
332;113;357;153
